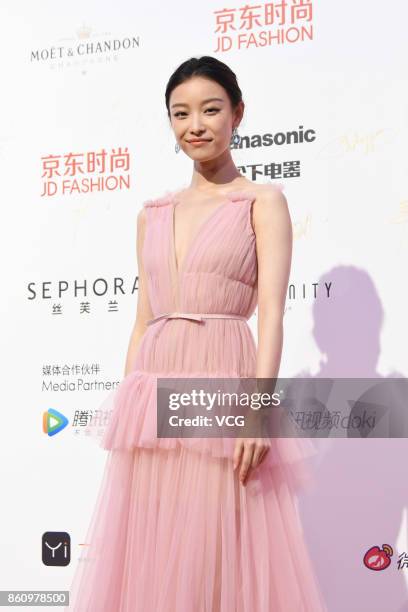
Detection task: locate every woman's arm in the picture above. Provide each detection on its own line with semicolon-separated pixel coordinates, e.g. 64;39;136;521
233;185;292;484
255;185;292;379
123;208;154;377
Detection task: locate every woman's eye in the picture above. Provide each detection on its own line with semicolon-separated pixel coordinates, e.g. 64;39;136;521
174;108;219;118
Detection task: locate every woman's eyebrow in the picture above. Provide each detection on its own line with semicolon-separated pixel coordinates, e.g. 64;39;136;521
170;97;225;109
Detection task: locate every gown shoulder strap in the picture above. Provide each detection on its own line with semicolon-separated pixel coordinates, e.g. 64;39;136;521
143;191;178;208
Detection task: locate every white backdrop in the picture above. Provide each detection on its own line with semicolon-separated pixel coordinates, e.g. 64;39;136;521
1;1;407;610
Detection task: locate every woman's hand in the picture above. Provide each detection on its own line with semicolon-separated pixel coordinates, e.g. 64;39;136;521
233;437;271;486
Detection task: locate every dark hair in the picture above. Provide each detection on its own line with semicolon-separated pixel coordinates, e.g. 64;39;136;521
165;55;243;118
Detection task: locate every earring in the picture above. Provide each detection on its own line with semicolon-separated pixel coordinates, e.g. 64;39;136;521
231;127;241;146
175;142;180;153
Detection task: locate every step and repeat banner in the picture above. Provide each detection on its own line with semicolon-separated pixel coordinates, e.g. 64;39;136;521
1;1;407;610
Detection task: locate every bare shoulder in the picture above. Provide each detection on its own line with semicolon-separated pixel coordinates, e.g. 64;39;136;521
137;206;147;222
136;207;147;234
251;183;289;231
252;182;288;206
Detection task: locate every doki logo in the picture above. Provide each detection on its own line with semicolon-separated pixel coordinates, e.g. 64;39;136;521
363;544;393;571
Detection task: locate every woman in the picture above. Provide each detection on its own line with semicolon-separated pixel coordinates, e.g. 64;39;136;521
67;55;327;611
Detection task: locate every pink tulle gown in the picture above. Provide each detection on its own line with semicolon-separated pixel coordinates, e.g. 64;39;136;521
66;186;327;611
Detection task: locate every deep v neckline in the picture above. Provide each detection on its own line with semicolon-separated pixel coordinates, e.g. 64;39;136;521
170;193;231;277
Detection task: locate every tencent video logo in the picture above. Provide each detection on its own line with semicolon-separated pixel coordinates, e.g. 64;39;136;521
43;408;69;436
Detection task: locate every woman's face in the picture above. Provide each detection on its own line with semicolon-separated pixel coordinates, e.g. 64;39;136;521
168;76;243;161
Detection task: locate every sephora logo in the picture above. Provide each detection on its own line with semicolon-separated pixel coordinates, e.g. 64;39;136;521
27;276;139;300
